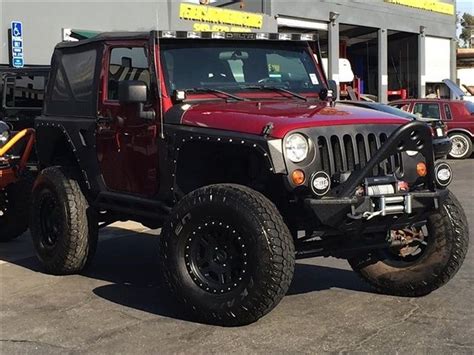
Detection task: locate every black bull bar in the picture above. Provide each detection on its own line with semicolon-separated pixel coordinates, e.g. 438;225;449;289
303;121;448;230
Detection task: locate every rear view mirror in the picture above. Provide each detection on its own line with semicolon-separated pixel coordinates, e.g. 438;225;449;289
118;80;147;104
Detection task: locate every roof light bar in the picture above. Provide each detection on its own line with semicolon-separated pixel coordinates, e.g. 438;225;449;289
156;31;315;41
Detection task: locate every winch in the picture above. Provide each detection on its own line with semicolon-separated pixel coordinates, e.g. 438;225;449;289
361;175;413;220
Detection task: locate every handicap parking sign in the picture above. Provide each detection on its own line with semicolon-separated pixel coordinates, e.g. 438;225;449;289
11;22;22;38
10;21;24;68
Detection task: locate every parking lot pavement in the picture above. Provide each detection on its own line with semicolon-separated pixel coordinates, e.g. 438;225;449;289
1;160;473;354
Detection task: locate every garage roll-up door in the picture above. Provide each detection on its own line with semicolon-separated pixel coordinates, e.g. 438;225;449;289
425;36;450;82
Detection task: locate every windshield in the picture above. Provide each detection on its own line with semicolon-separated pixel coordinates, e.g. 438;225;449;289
465;101;474;114
160;40;322;96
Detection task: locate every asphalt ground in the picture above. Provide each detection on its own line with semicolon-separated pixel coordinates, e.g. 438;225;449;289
1;159;473;354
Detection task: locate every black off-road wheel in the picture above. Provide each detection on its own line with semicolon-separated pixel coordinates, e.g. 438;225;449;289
349;191;469;296
0;172;35;242
30;167;98;275
160;184;295;326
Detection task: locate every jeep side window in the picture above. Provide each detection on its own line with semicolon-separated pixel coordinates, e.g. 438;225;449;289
107;47;150;100
444;104;452;120
413;103;440;119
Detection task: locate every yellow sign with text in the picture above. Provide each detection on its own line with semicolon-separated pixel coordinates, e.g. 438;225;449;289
179;3;263;29
384;0;454;15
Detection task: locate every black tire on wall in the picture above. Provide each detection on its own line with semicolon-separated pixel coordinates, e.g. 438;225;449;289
0;172;35;242
349;191;469;297
30;167;98;275
160;184;295;326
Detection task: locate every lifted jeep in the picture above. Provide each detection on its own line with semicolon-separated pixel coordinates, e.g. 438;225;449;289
31;31;468;326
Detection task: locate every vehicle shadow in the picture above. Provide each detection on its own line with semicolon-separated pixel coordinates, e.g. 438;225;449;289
1;227;372;321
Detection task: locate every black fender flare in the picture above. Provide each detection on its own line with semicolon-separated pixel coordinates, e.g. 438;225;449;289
159;124;286;203
35;116;105;195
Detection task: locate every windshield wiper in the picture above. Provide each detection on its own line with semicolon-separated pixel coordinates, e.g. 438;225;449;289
185;88;247;101
242;85;308;101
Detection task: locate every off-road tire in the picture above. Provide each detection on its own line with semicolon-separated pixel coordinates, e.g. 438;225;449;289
349;191;469;296
448;133;473;159
0;172;35;242
160;184;295;326
30;167;98;275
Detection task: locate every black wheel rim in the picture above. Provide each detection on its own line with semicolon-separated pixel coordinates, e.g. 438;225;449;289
184;221;248;294
39;192;62;249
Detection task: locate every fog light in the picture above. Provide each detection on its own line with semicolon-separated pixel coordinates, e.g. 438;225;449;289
291;169;305;186
311;171;331;196
416;162;427;177
435;162;452;187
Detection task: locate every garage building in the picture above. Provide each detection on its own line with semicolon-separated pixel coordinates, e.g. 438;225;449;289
1;0;457;102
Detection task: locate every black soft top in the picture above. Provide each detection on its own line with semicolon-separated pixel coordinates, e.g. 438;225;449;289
55;32;150;49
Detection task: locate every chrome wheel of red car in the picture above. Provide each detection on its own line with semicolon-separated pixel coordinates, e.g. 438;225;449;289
449;133;473;159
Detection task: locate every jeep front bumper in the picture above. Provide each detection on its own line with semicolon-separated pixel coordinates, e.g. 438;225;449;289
304;189;448;230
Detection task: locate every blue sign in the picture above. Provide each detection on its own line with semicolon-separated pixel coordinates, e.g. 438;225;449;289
13;58;24;67
11;22;22;38
11;21;24;68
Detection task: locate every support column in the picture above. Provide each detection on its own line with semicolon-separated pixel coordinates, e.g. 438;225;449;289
418;32;426;98
450;39;458;99
328;18;339;99
378;28;388;103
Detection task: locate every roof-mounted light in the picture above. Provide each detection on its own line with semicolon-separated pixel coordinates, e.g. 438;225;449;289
256;33;270;40
187;31;201;39
279;33;292;41
211;32;226;39
300;33;315;41
162;31;176;38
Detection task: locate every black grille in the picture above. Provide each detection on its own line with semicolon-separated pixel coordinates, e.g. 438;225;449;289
317;132;401;176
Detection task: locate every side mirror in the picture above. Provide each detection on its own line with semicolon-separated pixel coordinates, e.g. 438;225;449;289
118;80;147;104
328;80;339;99
117;80;155;121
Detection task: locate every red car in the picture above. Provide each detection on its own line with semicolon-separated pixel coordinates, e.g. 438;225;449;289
389;99;474;159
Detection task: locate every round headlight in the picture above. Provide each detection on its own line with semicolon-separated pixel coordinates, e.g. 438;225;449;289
285;133;309;163
0;121;10;147
435;162;452;187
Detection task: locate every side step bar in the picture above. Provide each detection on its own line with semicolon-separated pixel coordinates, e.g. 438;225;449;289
94;191;172;221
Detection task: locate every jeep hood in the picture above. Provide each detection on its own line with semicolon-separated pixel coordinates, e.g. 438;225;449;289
168;101;410;139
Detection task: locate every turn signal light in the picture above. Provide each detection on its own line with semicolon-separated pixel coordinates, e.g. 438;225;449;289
416;162;427;177
291;169;305;185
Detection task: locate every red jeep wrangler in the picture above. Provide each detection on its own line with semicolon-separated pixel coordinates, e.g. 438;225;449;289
30;31;468;326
